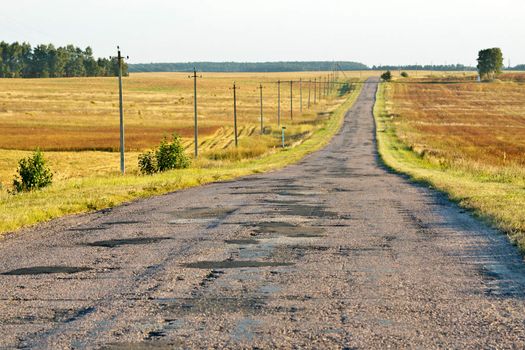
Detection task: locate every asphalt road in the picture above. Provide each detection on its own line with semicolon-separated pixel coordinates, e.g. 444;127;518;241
1;79;525;349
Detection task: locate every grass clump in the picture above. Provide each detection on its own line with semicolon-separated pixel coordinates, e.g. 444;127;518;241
12;149;53;193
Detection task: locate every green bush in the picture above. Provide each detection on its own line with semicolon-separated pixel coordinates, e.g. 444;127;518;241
156;134;190;171
138;133;190;175
13;149;53;193
138;151;157;175
401;71;409;78
381;70;392;81
338;83;353;96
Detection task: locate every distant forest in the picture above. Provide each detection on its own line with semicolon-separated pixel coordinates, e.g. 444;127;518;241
0;41;128;78
373;64;525;71
372;64;477;71
129;61;369;73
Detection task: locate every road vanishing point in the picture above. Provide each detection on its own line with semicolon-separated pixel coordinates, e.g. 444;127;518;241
1;79;525;349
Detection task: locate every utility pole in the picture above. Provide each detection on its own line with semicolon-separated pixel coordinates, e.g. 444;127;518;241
318;76;322;99
290;80;293;120
189;67;201;158
307;79;311;109
299;78;302;113
277;80;281;126
313;77;317;104
232;82;238;147
259;83;264;134
114;46;128;175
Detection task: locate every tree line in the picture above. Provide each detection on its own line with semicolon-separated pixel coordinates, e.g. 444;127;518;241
372;64;477;71
129;61;368;73
0;41;128;78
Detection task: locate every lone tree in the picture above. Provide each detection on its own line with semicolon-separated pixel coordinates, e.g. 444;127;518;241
381;70;392;82
477;48;503;81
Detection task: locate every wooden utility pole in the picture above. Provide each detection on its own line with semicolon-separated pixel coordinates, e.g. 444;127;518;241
307;79;311;109
189;67;201;158
259;83;264;134
277;80;281;126
290;80;293;120
313;78;317;104
232;82;238;147
299;78;302;113
115;46;128;174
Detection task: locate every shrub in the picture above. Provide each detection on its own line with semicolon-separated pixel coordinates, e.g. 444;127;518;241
13;149;53;193
338;83;353;96
138;151;157;175
138;133;190;175
381;70;392;81
156;134;190;171
401;71;409;78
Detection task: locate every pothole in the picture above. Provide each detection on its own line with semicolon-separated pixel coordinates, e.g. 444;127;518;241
225;239;260;245
169;207;237;220
261;199;306;205
182;260;293;269
67;227;108;232
86;237;172;248
2;266;92;276
156;297;266;316
278;204;338;218
254;222;325;237
102;220;143;225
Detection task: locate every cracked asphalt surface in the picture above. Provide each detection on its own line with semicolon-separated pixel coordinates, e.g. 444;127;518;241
1;79;525;349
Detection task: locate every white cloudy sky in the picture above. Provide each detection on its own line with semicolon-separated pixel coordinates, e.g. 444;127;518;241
1;0;523;66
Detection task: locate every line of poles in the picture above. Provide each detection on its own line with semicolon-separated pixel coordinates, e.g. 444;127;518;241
115;47;348;173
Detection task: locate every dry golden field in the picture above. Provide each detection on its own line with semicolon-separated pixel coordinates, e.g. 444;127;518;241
0;71;363;151
0;71;365;190
387;78;525;170
376;74;525;249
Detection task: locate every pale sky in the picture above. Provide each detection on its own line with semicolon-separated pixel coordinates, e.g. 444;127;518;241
1;0;524;66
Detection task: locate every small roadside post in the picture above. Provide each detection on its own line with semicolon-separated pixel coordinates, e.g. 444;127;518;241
281;126;286;148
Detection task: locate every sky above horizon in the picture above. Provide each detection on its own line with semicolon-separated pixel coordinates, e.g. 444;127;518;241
1;0;524;66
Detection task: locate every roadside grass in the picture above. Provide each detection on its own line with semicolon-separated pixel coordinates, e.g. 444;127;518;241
374;81;525;251
0;82;362;234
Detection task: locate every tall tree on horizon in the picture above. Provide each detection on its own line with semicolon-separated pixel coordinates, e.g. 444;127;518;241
477;48;504;80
